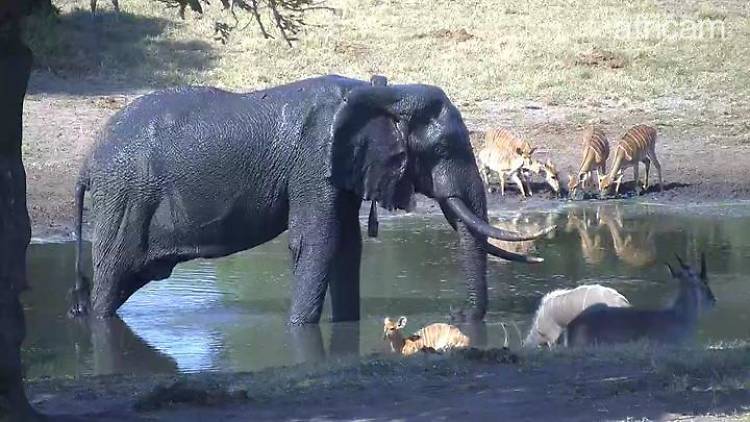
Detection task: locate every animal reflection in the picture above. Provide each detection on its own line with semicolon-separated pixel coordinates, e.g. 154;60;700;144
563;254;715;346
488;213;557;262
288;324;360;364
383;316;470;356
523;285;630;348
564;207;606;265
72;317;178;375
598;206;657;267
564;205;657;267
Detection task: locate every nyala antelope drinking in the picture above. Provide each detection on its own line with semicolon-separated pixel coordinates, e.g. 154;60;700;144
568;126;610;197
598;124;663;195
476;128;559;197
526;158;561;196
383;316;470;356
563;254;715;347
523;284;630;348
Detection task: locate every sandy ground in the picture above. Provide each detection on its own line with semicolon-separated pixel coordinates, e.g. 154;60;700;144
22;71;750;239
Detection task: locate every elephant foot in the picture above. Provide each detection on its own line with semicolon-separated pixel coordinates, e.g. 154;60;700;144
67;280;91;318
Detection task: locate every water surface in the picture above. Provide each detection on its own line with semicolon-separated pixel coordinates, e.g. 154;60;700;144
22;202;750;378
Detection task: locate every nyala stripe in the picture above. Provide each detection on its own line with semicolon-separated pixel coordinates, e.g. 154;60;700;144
617;124;657;161
581;126;610;164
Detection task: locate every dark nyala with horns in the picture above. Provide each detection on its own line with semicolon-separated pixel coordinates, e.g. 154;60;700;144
598;124;663;195
562;254;715;347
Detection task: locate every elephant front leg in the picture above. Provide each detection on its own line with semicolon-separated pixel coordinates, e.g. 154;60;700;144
288;192;363;325
287;231;332;325
328;197;362;322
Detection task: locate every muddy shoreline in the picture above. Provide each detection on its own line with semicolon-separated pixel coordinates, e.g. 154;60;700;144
24;346;750;421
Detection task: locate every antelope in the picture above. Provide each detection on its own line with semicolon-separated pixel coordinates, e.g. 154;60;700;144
476;143;532;196
383;316;470;356
523;285;630;348
563;254;715;347
568;126;610;196
525;158;561;196
598;124;663;195
476;128;561;197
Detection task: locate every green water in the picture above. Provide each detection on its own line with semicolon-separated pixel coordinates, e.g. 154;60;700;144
21;202;750;378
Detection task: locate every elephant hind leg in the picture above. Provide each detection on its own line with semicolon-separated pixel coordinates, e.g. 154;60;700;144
89;201;150;317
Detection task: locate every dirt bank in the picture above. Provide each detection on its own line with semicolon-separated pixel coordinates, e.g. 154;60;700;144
24;345;750;421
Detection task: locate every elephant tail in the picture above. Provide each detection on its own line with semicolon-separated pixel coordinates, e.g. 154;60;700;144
74;178;89;290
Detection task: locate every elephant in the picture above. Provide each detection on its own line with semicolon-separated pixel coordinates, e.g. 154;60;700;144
68;74;553;325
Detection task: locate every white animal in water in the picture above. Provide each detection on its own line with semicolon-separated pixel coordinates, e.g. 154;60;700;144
523;284;631;347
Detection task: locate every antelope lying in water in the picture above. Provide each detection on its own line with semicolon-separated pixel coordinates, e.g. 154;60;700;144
383;316;470;356
563;254;715;347
599;124;663;195
523;285;631;348
475;128;560;197
568;126;610;197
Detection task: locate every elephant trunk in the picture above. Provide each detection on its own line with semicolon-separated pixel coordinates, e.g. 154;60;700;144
437;172;553;321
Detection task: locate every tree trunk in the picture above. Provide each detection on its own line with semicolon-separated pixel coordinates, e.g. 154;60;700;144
0;15;35;421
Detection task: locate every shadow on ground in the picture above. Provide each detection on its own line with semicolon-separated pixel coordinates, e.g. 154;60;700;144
24;9;217;95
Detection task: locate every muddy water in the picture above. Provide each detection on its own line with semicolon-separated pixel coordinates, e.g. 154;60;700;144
21;202;750;378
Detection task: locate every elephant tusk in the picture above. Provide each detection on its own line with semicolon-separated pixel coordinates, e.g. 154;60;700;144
444;197;556;241
482;239;544;263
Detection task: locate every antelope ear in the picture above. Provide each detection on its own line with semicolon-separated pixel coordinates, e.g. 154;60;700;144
384;317;392;325
328;86;413;210
529;147;538;155
397;316;408;328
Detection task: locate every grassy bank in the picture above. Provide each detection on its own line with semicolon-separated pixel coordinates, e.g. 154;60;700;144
24;0;750;114
26;343;750;419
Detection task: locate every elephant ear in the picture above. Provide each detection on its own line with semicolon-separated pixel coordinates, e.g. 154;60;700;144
328;86;413;210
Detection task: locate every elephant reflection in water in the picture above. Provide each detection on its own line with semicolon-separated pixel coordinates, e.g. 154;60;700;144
71;317;178;376
487;213;558;263
288;323;361;365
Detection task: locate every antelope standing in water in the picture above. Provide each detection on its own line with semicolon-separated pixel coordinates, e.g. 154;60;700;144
599;124;663;195
523;285;630;348
568;126;610;196
383;317;470;356
563;254;715;347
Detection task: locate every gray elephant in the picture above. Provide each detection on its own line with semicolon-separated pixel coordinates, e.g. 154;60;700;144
69;74;551;325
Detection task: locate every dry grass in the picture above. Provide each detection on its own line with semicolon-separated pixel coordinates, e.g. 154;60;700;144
25;0;750;114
